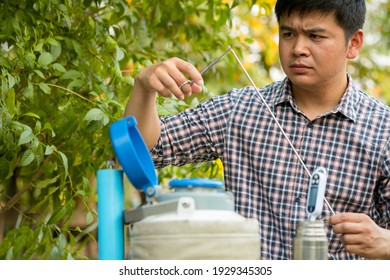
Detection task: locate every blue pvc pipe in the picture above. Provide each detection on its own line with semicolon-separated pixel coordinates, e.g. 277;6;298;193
97;169;124;260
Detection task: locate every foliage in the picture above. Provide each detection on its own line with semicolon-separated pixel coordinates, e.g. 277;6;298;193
0;0;263;259
1;0;389;260
352;0;390;103
0;0;133;259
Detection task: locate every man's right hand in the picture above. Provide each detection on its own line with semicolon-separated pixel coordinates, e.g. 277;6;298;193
135;57;204;101
124;57;203;150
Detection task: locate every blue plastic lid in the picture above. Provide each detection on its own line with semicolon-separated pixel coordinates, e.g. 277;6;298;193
169;178;224;189
109;116;158;197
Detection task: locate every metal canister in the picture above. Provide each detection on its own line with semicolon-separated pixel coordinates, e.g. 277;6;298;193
127;179;261;260
293;220;328;260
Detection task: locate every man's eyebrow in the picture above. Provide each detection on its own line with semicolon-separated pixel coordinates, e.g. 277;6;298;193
280;25;294;31
280;25;327;33
303;27;327;33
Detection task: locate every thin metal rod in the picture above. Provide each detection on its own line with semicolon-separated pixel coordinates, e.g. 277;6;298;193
180;47;232;89
200;47;232;76
228;46;335;215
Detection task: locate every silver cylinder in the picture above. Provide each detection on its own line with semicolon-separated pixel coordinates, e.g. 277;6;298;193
293;220;328;260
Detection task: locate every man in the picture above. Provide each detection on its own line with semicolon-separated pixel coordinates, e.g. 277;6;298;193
124;0;390;259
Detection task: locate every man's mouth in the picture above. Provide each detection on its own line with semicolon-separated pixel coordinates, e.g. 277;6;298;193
290;63;312;74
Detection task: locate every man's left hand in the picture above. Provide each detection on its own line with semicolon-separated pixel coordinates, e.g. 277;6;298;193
329;212;390;259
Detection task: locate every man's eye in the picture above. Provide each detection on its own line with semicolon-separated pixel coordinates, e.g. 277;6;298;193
310;34;322;39
282;32;293;38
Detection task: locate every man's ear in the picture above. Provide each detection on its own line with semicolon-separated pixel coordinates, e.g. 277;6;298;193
347;29;364;59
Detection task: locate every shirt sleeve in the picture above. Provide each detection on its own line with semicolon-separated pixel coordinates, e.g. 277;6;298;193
373;138;390;229
150;90;239;168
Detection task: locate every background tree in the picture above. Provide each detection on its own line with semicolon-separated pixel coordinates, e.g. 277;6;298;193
0;0;389;259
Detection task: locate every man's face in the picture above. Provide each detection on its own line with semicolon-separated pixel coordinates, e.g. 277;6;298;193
278;11;350;92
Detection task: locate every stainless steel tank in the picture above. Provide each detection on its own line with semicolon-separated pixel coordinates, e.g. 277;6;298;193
109;117;260;260
127;179;261;260
293;220;328;260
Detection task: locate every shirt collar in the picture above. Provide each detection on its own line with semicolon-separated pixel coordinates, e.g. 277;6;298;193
273;77;293;107
332;74;359;122
272;74;359;122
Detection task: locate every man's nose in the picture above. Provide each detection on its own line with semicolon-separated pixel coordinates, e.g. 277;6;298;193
292;36;310;56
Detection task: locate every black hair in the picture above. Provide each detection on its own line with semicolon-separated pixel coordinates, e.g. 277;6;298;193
274;0;366;40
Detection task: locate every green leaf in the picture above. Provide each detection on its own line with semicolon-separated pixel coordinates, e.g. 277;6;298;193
60;70;82;80
50;247;61;259
46;37;59;46
18;129;34;145
34;70;45;79
38;52;54;67
20;149;35;167
34;120;42;134
84;108;109;125
154;3;162;25
38;83;51;94
58;4;68;12
29;187;59;214
22;83;34;99
48;205;68;224
11;16;22;35
86;212;94;225
35;175;60;189
7;73;16;89
52;63;66;73
5;247;13;260
24;52;36;68
67;79;84;89
58;151;68;178
22;112;41;119
0;156;10;180
43;122;56;137
190;97;200;108
22;112;41;120
5;88;15;116
45;145;57;155
51;44;62;61
57;234;67;250
116;47;125;61
11;226;33;258
0;57;12;68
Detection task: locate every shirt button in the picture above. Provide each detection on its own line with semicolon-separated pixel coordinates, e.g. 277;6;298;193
294;196;301;204
307;123;314;128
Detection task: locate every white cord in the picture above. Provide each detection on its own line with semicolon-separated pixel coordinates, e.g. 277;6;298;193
228;46;335;215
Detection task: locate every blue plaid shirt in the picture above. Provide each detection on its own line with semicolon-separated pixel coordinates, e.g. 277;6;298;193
151;76;390;260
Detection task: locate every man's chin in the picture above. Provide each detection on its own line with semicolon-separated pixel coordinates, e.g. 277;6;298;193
288;75;318;89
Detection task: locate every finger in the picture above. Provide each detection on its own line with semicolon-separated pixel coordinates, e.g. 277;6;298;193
152;58;203;99
148;75;173;98
179;80;192;89
179;79;204;97
174;58;203;86
158;67;193;100
341;232;366;245
153;67;188;100
329;212;366;225
172;59;203;96
178;80;193;97
190;79;204;93
160;77;185;100
333;221;364;235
